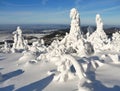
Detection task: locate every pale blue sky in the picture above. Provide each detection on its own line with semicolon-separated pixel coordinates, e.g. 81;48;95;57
0;0;120;25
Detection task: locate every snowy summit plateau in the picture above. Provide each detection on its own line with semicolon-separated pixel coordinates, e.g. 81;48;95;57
0;8;120;91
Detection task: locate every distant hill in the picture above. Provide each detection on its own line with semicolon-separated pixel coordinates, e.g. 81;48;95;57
0;25;120;46
42;26;120;45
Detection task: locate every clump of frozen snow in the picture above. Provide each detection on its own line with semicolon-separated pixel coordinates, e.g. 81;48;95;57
54;54;85;82
0;40;10;53
111;32;120;52
108;54;119;63
11;26;27;53
28;41;38;53
28;39;46;53
96;14;103;31
17;38;46;70
90;60;104;70
4;41;10;52
98;31;120;52
59;8;94;56
10;26;42;53
18;51;37;66
53;57;75;82
69;8;81;37
87;14;107;52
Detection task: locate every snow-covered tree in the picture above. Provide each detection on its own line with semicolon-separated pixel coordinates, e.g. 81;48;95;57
87;14;108;52
11;26;26;52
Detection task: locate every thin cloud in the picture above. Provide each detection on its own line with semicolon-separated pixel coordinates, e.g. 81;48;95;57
101;6;120;13
76;0;120;10
0;11;33;16
81;5;120;15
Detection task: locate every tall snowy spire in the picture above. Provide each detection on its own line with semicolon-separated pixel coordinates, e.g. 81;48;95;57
87;14;107;52
11;26;25;52
69;8;81;37
96;14;103;31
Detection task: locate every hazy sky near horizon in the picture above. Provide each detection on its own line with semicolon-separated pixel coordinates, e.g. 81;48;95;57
0;0;120;25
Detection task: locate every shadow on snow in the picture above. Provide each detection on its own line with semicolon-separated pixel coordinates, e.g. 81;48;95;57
0;69;23;91
84;71;120;91
0;85;14;91
0;57;6;61
16;74;54;91
1;69;24;82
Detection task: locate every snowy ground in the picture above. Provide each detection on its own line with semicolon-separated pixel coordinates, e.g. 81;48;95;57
0;53;78;91
96;63;120;89
0;53;120;91
0;34;12;42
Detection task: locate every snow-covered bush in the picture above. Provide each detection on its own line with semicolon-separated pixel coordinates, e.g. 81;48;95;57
1;40;10;53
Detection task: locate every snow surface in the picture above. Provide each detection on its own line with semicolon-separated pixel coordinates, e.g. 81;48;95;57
0;34;12;42
96;63;120;88
1;53;120;91
0;53;78;91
